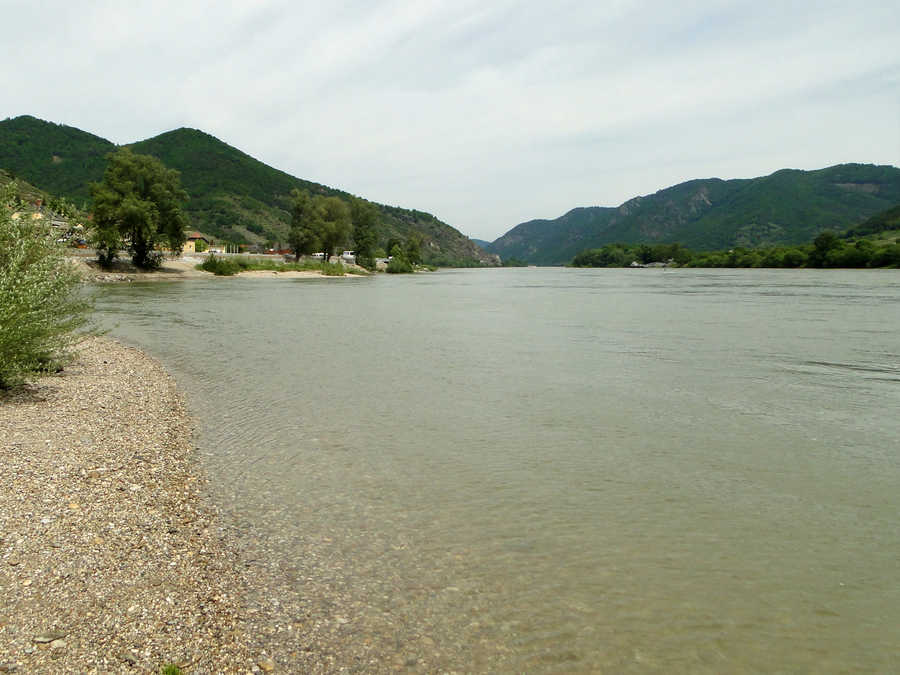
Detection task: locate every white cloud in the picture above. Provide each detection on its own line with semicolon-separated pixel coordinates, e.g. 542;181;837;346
2;0;897;240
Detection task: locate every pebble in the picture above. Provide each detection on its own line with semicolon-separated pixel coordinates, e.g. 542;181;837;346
33;631;67;644
117;652;137;665
257;655;276;671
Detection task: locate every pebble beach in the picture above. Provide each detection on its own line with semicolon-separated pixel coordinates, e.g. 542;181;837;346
0;337;369;673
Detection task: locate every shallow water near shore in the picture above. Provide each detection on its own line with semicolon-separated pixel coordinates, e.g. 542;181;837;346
94;268;900;672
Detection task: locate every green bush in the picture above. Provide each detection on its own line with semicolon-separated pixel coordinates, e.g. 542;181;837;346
386;257;414;274
196;254;366;276
197;253;240;276
0;184;93;389
386;259;413;274
320;261;347;276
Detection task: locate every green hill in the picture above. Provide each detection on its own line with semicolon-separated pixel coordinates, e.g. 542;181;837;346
0;115;491;265
842;203;900;242
0;116;114;203
0;168;49;204
487;164;900;264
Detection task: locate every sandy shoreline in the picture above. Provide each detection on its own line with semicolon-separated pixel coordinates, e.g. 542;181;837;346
70;258;365;283
0;337;335;673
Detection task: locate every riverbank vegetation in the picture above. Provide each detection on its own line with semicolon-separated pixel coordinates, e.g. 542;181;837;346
288;190;352;264
571;227;900;269
0;182;93;389
90;148;188;269
197;254;365;277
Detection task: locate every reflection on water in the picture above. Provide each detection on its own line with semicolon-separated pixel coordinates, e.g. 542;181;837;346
95;269;900;672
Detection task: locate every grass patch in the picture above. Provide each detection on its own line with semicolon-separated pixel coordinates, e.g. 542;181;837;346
197;253;240;275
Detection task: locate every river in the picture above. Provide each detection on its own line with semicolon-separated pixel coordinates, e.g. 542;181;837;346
94;267;900;673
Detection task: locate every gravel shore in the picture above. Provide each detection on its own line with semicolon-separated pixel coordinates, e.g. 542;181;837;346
69;257;366;283
0;337;325;673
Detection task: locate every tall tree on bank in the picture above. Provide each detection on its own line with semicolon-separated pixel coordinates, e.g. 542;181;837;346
317;196;352;262
288;188;319;261
90;148;188;268
350;198;378;269
405;231;423;265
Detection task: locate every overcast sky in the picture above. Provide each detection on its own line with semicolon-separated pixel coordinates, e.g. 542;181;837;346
3;0;898;241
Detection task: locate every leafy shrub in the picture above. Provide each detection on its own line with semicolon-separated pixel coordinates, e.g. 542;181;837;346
198;253;240;276
386;257;414;273
196;255;363;276
0;183;93;389
870;243;900;267
143;250;165;270
320;261;347;276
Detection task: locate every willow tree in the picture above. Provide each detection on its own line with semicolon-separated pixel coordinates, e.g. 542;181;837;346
350;197;379;269
289;190;352;263
90;149;188;268
288;188;319;261
317;196;352;262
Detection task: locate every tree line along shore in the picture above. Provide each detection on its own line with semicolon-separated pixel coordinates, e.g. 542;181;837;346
5;145;459;278
568;227;900;269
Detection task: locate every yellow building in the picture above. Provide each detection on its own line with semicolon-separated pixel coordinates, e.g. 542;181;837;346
182;232;210;254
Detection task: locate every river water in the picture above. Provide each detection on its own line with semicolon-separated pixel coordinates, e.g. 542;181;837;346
94;268;900;673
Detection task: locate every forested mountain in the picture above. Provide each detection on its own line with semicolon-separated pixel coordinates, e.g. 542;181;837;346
0;115;491;265
0;116;114;202
842;203;900;240
487;164;900;264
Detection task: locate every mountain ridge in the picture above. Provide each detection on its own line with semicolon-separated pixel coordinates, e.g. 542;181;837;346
0;115;491;265
487;164;900;264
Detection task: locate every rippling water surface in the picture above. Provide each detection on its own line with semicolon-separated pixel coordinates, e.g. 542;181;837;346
95;268;900;672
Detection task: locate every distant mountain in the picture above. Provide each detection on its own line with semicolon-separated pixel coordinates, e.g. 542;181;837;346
487;164;900;264
470;238;492;249
0;116;114;202
0;115;492;265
